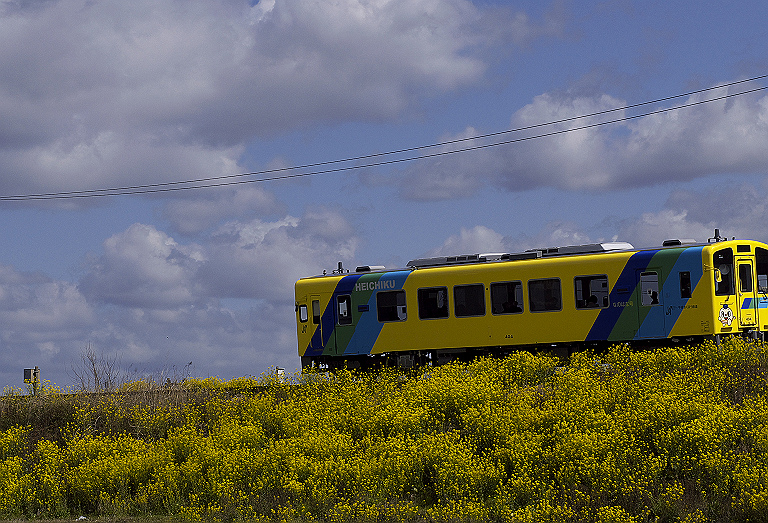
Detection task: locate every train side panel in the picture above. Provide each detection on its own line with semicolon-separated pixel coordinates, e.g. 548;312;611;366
295;239;768;366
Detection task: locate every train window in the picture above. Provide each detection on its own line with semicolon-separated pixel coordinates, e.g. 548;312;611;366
299;304;308;323
418;287;449;319
454;284;485;317
679;272;692;299
640;272;660;306
491;281;523;314
575;275;609;309
739;264;753;293
757;248;768;293
337;295;352;325
528;278;561;312
377;290;407;322
714;248;734;296
312;300;321;324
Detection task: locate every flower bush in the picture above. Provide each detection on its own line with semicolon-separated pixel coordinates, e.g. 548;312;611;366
0;337;766;521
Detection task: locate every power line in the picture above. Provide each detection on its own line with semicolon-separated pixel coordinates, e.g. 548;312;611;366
2;75;767;201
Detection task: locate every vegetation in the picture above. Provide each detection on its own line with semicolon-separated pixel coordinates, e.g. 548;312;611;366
1;338;767;522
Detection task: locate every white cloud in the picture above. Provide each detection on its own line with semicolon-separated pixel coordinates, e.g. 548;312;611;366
0;207;362;388
402;80;768;199
422;181;768;261
0;265;94;335
0;0;555;199
80;207;359;307
426;225;505;256
0;264;95;389
163;187;285;236
400;127;507;200
86;299;300;378
619;182;768;247
618;210;713;249
201;207;359;300
79;223;205;309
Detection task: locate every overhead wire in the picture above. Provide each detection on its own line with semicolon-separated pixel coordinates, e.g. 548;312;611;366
2;74;767;201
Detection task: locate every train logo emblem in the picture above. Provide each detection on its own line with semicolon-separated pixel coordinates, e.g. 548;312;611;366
718;304;734;326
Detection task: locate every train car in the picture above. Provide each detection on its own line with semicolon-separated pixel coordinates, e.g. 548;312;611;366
295;230;768;369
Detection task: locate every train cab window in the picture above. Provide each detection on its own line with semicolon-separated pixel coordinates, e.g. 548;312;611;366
714;248;734;296
739;264;753;293
640;272;660;306
528;278;561;312
377;290;407;322
575;275;609;309
679;271;692;299
337;295;352;325
312;300;321;324
299;304;308;323
454;284;485;317
756;247;768;294
491;281;523;314
418;287;449;319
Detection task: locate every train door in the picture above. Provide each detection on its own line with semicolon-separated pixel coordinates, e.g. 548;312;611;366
735;258;758;328
332;293;354;356
309;295;325;352
636;269;665;338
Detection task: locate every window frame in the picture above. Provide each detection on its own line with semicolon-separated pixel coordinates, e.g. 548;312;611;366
574;274;609;309
417;286;450;320
337;294;352;325
714;248;735;296
311;300;321;324
739;263;754;293
376;290;407;322
299;304;308;323
491;280;524;315
453;283;486;318
640;271;661;307
528;278;562;312
679;271;692;299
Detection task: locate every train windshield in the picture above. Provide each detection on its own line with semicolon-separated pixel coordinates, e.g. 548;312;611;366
714;248;734;296
757;247;768;294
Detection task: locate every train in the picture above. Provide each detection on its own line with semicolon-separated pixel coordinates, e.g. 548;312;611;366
294;229;768;369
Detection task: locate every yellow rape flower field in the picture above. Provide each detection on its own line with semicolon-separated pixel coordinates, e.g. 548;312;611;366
1;338;767;522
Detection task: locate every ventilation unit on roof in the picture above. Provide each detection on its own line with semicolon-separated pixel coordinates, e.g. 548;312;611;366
355;265;386;272
407;253;510;268
529;242;634;257
662;239;697;247
405;241;634;269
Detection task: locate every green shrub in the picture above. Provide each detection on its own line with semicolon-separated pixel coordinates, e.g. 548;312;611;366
0;338;767;521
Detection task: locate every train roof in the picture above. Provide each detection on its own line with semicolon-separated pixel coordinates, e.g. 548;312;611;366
404;241;635;269
302;230;758;280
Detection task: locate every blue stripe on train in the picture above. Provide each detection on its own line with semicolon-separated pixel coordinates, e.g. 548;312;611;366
343;271;410;355
585;250;658;341
648;246;703;337
743;297;768;309
303;271;411;357
303;274;365;358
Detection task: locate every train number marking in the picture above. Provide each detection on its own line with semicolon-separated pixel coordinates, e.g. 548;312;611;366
613;301;633;308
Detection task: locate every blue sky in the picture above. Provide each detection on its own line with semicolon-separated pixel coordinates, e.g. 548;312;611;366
1;0;768;390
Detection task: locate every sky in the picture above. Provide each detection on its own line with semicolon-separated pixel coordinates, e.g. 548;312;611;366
1;0;768;390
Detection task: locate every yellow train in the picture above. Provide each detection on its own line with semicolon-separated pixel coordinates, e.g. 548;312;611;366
295;230;768;368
